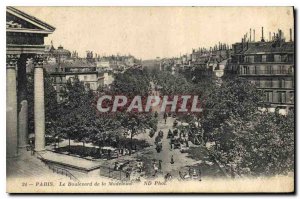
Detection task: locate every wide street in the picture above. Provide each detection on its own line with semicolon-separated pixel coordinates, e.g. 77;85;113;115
135;114;225;180
98;112;226;181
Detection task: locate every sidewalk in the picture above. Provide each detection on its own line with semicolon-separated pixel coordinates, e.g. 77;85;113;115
40;151;104;172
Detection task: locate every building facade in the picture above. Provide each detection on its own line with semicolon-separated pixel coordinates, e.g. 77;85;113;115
98;72;114;87
6;7;55;156
49;65;101;102
228;29;294;114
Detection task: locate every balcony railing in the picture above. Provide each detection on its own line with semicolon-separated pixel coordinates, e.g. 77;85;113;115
65;67;96;73
242;60;294;64
240;70;294;75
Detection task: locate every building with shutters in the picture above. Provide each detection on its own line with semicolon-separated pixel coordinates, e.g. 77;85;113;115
227;28;294;114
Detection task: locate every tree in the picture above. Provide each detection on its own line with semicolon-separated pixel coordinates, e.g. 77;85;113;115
241;111;294;175
201;77;264;140
57;77;98;151
117;112;157;151
152;71;192;95
109;68;158;151
202;77;294;176
111;68;151;97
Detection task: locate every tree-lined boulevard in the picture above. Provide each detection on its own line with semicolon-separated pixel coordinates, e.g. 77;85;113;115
26;65;294;180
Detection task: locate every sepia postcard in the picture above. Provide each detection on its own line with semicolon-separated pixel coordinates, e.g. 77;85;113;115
6;6;295;193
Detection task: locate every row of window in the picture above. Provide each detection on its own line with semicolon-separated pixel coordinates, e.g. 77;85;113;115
52;75;91;83
243;54;294;63
84;82;97;90
53;82;98;91
240;65;293;75
52;76;65;83
264;91;294;104
250;78;294;89
55;67;64;72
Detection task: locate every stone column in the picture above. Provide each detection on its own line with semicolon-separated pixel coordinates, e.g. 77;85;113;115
6;54;19;157
34;55;45;151
17;56;28;148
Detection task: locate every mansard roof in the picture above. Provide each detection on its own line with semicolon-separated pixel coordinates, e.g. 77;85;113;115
234;41;294;55
244;42;294;54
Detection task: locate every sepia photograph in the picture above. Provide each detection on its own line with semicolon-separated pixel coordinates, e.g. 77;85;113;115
5;5;295;193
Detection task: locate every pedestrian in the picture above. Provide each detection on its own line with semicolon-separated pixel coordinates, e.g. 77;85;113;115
154;111;158;118
230;165;235;179
153;162;158;176
114;162;119;170
108;150;111;159
29;139;34;155
186;140;189;147
170;155;174;164
167;129;172;138
137;161;142;173
198;167;202;181
192;168;198;179
164;173;172;181
158;160;162;171
164;113;167;124
126;168;131;180
170;141;173;149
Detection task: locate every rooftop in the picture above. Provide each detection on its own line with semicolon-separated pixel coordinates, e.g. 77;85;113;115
235;41;294;55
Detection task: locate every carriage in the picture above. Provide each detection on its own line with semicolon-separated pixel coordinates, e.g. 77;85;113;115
167;129;173;138
158;130;164;138
155;142;162;153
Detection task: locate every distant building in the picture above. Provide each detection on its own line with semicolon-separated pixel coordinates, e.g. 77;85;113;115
214;59;228;78
170;44;232;81
227;28;294;114
45;58;100;102
191;44;232;69
98;72;114;87
96;60;112;72
44;46;140;102
45;43;71;63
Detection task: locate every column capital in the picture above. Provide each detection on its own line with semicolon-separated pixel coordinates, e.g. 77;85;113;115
6;54;20;69
33;54;46;68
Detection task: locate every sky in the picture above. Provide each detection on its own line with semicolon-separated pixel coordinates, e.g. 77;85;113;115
16;6;294;60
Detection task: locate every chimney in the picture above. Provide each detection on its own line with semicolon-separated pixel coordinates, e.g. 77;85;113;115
261;27;265;42
253;29;255;42
279;29;282;40
269;32;271;41
242;38;244;49
290;28;292;42
250;28;252;42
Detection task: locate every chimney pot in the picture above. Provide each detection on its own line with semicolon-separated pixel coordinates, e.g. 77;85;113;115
261;27;265;42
